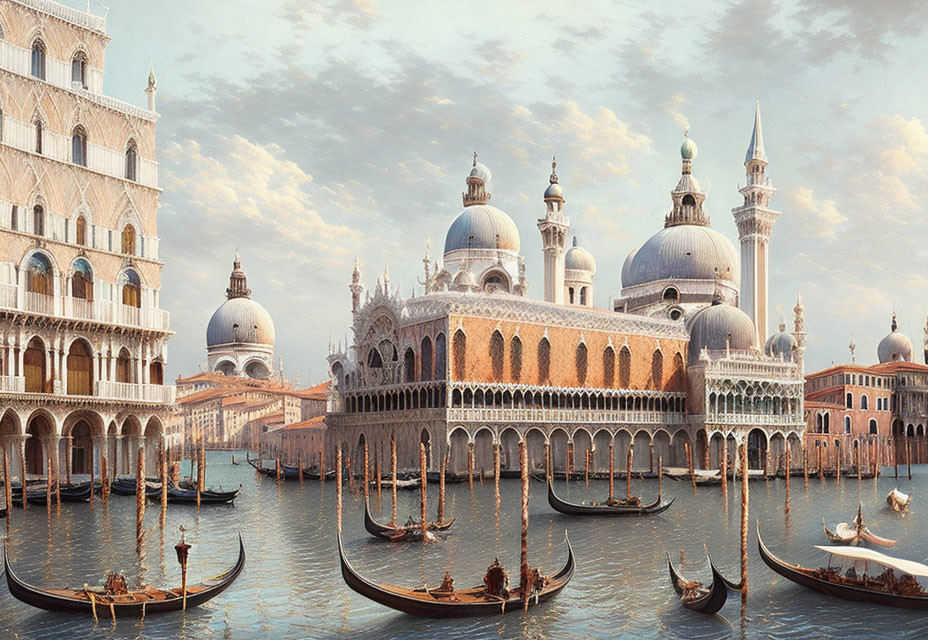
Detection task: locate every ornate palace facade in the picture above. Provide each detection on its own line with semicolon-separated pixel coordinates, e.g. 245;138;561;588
326;106;806;475
0;0;171;480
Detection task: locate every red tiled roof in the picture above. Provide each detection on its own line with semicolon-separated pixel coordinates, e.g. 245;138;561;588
287;381;330;400
277;415;327;431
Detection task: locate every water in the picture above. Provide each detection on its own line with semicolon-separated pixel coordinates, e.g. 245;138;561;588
0;451;925;639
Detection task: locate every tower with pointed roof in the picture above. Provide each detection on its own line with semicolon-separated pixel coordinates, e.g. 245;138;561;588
733;101;780;347
537;158;570;304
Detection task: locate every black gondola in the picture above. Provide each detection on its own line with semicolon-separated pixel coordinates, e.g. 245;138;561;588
364;498;454;541
546;478;673;516
667;551;728;614
12;483;92;506
4;534;245;616
338;529;573;617
146;485;240;505
757;522;928;610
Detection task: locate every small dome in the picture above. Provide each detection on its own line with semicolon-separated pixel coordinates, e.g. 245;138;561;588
686;301;755;363
681;137;698;160
765;325;797;359
444;204;520;255
544;181;563;200
623;224;739;288
452;268;477;290
469;161;492;183
878;317;913;363
207;297;275;347
565;237;596;274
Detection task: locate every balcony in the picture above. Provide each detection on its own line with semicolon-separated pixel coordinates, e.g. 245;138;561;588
446;407;685;425
96;381;176;404
0;285;171;332
0;375;24;392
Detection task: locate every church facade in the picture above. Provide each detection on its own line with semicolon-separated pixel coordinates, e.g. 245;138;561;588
326;104;806;475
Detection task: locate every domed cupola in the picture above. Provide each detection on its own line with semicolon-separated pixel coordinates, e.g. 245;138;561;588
878;313;913;363
565;236;596;273
564;236;595;307
686;298;756;363
666;134;709;228
765;318;797;359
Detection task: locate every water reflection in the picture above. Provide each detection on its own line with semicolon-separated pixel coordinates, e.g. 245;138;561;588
0;452;925;638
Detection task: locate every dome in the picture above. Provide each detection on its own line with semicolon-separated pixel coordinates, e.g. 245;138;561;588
622;224;739;288
565;237;596;273
544;181;563;200
469;161;492;183
878;317;913;363
681;137;698;160
444;204;520;255
686;301;755;363
452;268;477;290
765;325;797;359
207;297;275;347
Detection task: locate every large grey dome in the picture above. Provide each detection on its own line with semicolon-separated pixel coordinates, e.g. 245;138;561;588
444;204;520;255
621;249;637;288
686;301;756;363
623;225;739;288
878;327;913;363
207;297;275;347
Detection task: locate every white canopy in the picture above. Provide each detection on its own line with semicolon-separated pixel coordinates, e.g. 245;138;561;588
814;545;928;578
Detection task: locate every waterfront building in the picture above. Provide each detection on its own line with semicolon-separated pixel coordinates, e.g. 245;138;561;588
325;106;806;475
0;0;171;481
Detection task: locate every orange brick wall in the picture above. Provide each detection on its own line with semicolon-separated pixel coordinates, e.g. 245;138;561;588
448;315;686;391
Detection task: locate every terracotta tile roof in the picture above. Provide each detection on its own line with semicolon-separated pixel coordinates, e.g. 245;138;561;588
287;381;330;400
277;415;326;431
804;400;845;409
176;387;228;406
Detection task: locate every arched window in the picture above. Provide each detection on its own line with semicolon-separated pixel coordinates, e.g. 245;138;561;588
579;287;587;306
861;395;868;410
434;333;446;379
67;339;93;395
603;346;615;388
25;252;52;294
510;335;522;382
869;419;878;435
420;336;432;381
682;194;695;207
116;347;132;383
71;51;87;89
452;330;466;380
403;347;415;383
669;352;685;391
75;215;86;246
150;360;164;385
568;287;575;305
32;204;44;236
367;348;383;368
71;258;93;300
823;413;830;434
490;330;504;382
31;40;45;79
845;416;851;434
34;119;42;154
125;140;138;181
537;337;551;384
651;350;663;389
121;223;136;255
663;286;679;301
71;125;87;166
846;393;853;409
24;336;46;392
575;342;588;385
121;269;141;308
619;346;631;388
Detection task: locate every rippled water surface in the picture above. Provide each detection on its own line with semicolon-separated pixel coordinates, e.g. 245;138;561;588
1;451;927;639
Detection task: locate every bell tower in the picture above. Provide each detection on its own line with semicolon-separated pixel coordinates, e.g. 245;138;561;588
733;101;780;347
537;158;570;304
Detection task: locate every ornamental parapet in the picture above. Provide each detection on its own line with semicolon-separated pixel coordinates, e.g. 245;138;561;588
446;407;685;425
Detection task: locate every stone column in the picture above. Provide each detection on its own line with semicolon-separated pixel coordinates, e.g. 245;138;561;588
114;434;123;477
65;436;73;484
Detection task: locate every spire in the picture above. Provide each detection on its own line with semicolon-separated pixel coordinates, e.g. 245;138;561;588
849;333;856;363
226;253;251;299
549;157;558;184
145;60;157;111
543;155;565;211
463;151;490;206
891;312;898;332
745;100;766;164
350;255;363;314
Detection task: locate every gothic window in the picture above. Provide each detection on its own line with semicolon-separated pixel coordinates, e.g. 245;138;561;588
420;336;432;381
367;348;383;368
34;119;42;154
125;140;138;181
71;258;93;301
619;345;631;388
76;215;86;246
403;347;415;383
510;336;522;383
71;51;87;89
435;333;446;379
71;125;87;166
24;337;46;392
669;352;684;391
579;287;587;306
452;330;466;381
66;339;93;396
121;223;136;255
25;252;51;295
869;419;878;435
31;40;45;79
823;413;830;433
603;346;615;388
32;204;44;236
861;395;869;410
576;342;588;386
846;393;853;409
537;337;550;384
121;269;141;308
651;350;663;389
845;416;851;434
490;330;504;382
482;271;509;291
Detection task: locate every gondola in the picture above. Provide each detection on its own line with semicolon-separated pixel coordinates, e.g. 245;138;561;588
823;504;897;547
110;479;163;497
5;534;245;616
757;522;928;610
887;488;911;514
12;483;92;506
667;550;728;614
546;478;673;516
245;457;277;478
338;529;573;617
363;498;454;541
146;485;240;505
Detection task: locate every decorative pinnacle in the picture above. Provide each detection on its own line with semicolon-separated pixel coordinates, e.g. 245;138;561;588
147;60;157;90
473;150;477;167
549;157;558;184
892;312;898;332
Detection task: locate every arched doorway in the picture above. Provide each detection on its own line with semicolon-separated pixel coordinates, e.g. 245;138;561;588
24;336;46;393
748;428;768;470
67;339;93;395
116;347;132;383
25;413;54;475
70;420;93;474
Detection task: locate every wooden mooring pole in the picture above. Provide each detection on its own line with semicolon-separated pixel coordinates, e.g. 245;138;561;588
720;441;728;497
467;442;474;491
519;440;530;611
391;437;397;527
438;452;447;526
785;443;790;516
419;443;428;541
686;441;696;493
626;444;633;501
740;441;749;606
608;442;614;503
136;446;145;554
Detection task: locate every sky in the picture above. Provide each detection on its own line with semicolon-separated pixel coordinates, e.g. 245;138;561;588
77;0;928;384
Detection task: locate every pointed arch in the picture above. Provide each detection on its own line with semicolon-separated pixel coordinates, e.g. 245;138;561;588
490;330;504;382
510;335;522;383
75;213;87;245
71;124;87;166
420;335;432;381
576;341;588;386
619;345;631;388
403;347;415;383
603;345;615;388
537;336;551;384
452;329;466;381
434;332;446;379
125;138;138;181
651;349;663;390
121;222;136;255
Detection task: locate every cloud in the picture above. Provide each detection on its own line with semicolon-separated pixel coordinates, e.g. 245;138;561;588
660;92;689;134
784;186;846;240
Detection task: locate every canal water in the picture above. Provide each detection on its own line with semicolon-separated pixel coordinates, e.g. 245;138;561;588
0;450;926;639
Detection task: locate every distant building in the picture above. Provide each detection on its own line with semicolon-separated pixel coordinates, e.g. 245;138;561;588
0;0;171;480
